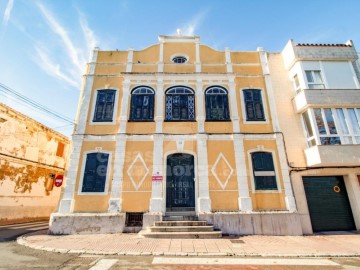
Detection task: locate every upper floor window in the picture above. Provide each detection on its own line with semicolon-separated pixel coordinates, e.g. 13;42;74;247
172;56;188;64
243;89;265;121
205;86;230;121
251;152;277;191
129;87;155;121
305;70;324;89
93;90;116;122
303;108;360;146
165;86;195;121
293;74;301;93
81;152;109;193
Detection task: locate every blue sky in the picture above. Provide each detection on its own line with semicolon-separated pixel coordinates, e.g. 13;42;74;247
1;0;360;136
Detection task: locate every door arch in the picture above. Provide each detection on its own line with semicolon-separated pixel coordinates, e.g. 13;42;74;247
166;153;195;211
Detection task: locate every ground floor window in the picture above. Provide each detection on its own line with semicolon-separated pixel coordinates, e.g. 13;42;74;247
81;152;109;193
251;152;277;190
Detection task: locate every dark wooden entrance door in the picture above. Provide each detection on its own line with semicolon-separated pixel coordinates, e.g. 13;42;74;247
303;176;356;232
166;153;195;211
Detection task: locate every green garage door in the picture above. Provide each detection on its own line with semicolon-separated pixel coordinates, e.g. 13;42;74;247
303;176;356;232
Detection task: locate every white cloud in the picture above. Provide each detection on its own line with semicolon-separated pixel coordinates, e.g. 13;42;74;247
79;13;98;60
174;9;208;36
35;46;80;88
2;0;14;27
37;3;84;74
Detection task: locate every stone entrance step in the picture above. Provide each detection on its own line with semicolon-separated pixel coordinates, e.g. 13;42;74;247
150;225;214;232
138;230;222;239
139;217;222;239
155;221;207;226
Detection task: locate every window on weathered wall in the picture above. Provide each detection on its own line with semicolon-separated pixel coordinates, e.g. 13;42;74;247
129;87;155;121
251;152;277;190
165;86;195;121
93;90;116;122
243;89;265;121
205;86;230;121
82;153;109;193
56;142;65;157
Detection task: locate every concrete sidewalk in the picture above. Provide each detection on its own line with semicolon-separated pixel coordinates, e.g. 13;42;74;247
17;230;360;257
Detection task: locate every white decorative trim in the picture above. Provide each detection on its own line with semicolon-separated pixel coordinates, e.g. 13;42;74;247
176;140;185;152
228;81;240;132
239;87;270;125
150;134;164;213
84;135;116;141
127;153;149;191
247;148;281;194
126;49;134;72
196;81;205;132
155;82;164;133
259;50;280;131
196;134;211;212
89;87;120;126
196;41;201;73
78;150;113;196
58;135;84;213
108;134;127;212
225;47;232;73
119;82;131;133
158;42;164;73
233;134;252;212
211;152;234;190
75;75;95;134
123;134;276;142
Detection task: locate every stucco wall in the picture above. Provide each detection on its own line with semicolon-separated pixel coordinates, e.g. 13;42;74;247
0;104;69;223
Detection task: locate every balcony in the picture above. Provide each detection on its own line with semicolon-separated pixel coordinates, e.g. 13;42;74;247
293;89;360;113
304;145;360;167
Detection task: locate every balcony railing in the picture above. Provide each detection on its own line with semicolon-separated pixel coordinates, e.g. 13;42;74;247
293;88;360;113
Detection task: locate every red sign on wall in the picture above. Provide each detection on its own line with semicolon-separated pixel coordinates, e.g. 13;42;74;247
54;175;64;187
152;175;163;181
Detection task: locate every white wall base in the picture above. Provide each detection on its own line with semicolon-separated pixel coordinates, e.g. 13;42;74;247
285;196;297;212
108;199;121;213
49;213;125;235
198;197;211;213
149;198;163;213
238;197;252;212
199;212;303;236
143;213;162;229
58;199;74;214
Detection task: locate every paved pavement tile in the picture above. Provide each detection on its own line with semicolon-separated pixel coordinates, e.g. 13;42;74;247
17;231;360;257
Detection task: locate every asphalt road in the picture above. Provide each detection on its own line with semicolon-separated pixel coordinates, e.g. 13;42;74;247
1;222;360;269
0;221;49;242
1;240;360;270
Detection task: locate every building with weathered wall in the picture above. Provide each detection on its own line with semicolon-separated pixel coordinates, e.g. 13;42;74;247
0;103;70;224
270;40;360;234
50;35;301;236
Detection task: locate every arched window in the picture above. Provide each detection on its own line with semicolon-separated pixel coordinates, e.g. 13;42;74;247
205;86;230;121
251;152;277;190
129;86;155;121
93;89;116;122
243;89;265;121
165;86;195;121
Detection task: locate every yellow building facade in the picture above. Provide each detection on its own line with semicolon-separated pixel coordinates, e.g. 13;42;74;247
50;36;301;235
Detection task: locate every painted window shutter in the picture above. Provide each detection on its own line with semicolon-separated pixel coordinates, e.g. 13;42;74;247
82;153;109;192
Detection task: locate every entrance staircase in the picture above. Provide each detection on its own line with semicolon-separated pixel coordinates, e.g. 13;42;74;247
139;211;222;239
